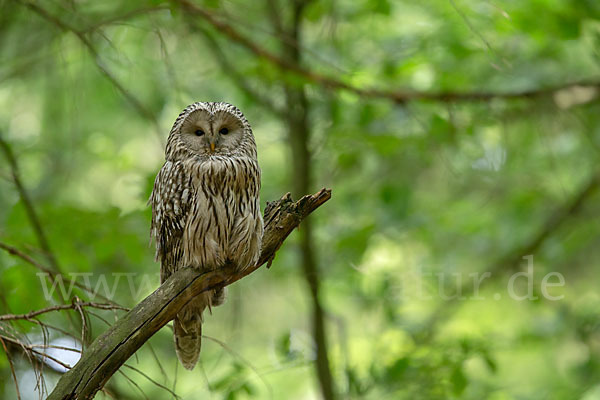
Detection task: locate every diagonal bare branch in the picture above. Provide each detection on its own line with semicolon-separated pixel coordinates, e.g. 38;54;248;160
47;188;331;400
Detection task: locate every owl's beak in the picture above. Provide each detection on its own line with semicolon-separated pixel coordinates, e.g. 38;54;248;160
209;142;216;153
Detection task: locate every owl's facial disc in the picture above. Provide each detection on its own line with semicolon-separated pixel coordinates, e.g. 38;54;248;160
180;109;245;156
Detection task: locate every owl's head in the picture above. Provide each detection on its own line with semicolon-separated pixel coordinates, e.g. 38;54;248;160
165;102;256;160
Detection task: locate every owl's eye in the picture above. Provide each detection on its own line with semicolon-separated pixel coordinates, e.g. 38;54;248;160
219;127;229;135
194;129;205;136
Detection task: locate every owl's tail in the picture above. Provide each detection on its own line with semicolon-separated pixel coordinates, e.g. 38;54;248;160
173;298;206;370
173;289;228;370
174;316;201;370
173;289;227;370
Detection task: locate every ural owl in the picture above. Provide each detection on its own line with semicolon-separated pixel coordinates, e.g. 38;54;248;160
149;102;263;370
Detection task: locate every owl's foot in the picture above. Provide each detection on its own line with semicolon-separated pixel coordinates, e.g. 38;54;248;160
211;287;227;307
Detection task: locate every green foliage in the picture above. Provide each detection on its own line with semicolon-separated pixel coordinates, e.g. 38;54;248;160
1;0;599;399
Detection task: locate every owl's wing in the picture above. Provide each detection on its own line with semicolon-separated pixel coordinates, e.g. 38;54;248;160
149;161;192;283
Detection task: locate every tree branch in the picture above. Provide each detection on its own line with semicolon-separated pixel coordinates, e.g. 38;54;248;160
16;0;164;145
417;170;600;343
0;241;55;277
47;188;331;400
0;301;127;322
493;170;600;270
0;241;124;307
174;0;600;105
273;1;337;398
0;337;22;400
0;134;61;274
192;22;286;117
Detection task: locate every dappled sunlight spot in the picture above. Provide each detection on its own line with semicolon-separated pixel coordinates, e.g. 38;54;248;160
411;64;435;91
376;329;415;366
571;289;600;315
493;343;564;398
348;336;375;377
581;384;600;400
118;136;163;172
255;121;288;190
463;356;495;382
471;126;507;172
441;295;525;339
8;110;41;143
392;5;440;36
357;235;437;318
69;164;146;213
112;181;145;214
550;133;578;155
555;339;589;374
288;329;316;361
71;163;117;210
442;291;567;343
479;124;502;146
159;103;186;134
358;234;428;274
553;85;597;109
471;146;506;171
254;120;286;150
87;132;116;157
0;85;41;143
347;70;380;90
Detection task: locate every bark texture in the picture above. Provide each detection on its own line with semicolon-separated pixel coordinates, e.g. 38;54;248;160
47;188;331;400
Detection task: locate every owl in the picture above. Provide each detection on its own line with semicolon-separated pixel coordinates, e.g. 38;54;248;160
149;102;263;370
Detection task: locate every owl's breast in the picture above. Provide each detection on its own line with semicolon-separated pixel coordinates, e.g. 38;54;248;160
190;157;259;195
182;156;262;270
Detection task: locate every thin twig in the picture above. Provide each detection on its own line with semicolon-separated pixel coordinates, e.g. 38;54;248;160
22;318;80;342
447;0;499;63
494;171;600;270
0;135;60;273
174;0;600;105
123;364;181;399
203;334;273;399
269;2;336;398
16;0;164;145
193;22;286;117
0;240;127;306
418;170;600;342
0;241;55;276
147;343;170;387
85;310;112;327
118;370;150;400
47;189;331;400
0;336;22;400
29;344;81;353
0;133;88;339
0;301;127;321
1;334;73;370
80;5;170;33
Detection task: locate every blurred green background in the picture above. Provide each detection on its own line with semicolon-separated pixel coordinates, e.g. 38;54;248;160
1;0;600;399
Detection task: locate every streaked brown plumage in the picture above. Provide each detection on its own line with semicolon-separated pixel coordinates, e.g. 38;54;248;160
149;102;263;370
